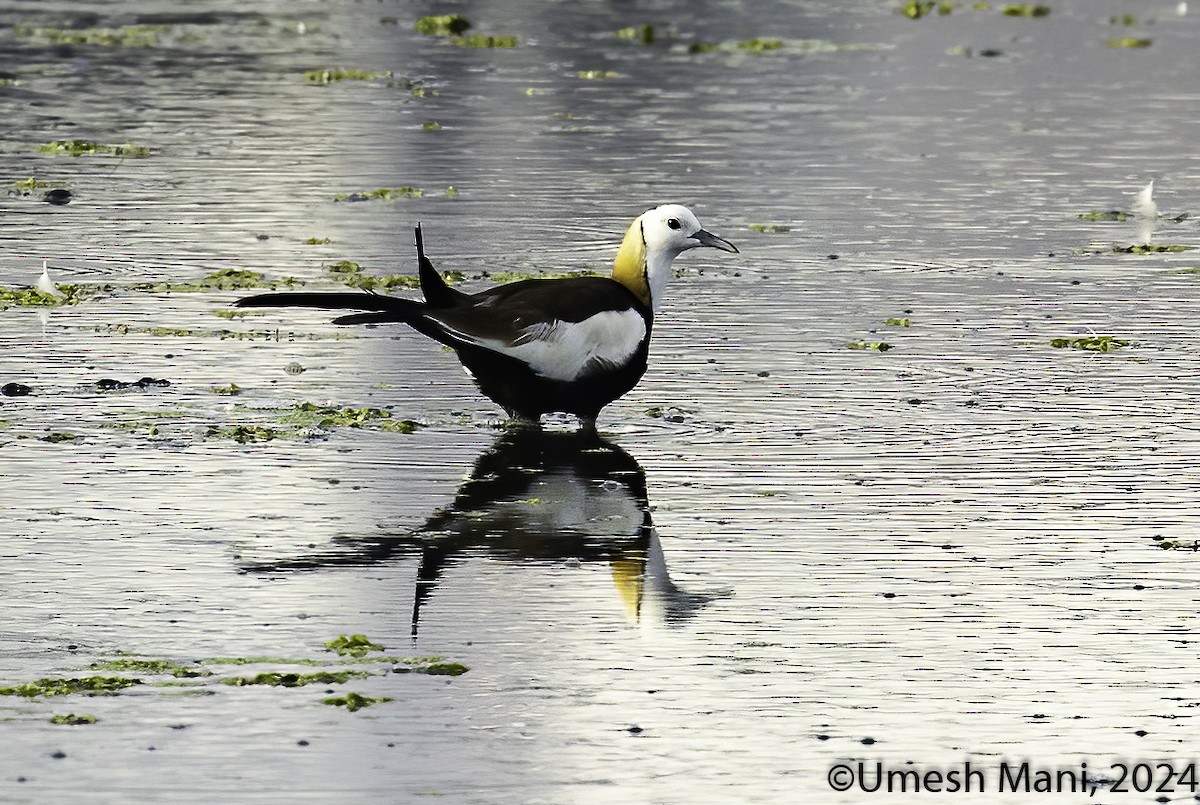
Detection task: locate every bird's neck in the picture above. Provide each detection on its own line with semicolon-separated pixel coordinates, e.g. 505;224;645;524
611;219;652;308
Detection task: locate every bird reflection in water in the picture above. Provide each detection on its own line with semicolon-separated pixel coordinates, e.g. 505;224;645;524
246;427;724;635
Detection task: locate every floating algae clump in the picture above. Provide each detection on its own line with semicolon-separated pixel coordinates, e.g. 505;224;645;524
89;658;209;678
1078;210;1128;221
334;187;423;202
1002;4;1051;16
323;692;393;712
414;14;515;47
1114;244;1191;254
847;341;892;351
50;713;99;725
15;24;175;48
901;1;958;18
617;24;655;44
222;671;370;688
414;14;471;36
128;268;295;293
1105;37;1152;48
748;223;790;233
0;676;141;697
1049;335;1129;352
0;284;93;308
304;68;391;84
206;425;279;443
326;634;386;658
39;140;151;158
326;261;421;291
283;403;394;429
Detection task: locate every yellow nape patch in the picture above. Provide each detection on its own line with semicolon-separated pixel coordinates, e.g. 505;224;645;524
611;219;650;305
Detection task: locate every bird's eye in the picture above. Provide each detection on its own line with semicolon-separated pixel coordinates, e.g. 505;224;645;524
667;218;681;230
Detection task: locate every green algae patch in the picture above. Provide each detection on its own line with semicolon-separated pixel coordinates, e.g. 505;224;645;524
0;283;94;308
885;317;912;327
278;403;420;435
481;269;594;283
304;237;332;245
414;14;472;36
304;68;391;85
420;662;469;677
50;713;98;725
11;177;50;193
200;656;326;667
1002;4;1051;16
577;70;622;80
0;676;142;697
1078;210;1128;221
334;187;423;202
283;403;393;429
458;34;517;48
687;38;852;56
222;670;370;688
211;383;241;396
89;658;210;678
391;657;470;675
847;341;893;351
748;223;790;233
422;120;442;131
129;268;299;293
15;24;176;48
1106;37;1152;48
323;692;393;712
1050;335;1129;352
206;424;279;443
380;418;421;434
901;1;958;18
414;14;515;47
1114;244;1192;254
326;261;422;292
737;38;784;53
617;24;655;44
39;140;151;158
326;634;386;658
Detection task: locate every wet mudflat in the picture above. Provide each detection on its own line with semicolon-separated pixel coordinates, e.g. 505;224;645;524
2;1;1200;803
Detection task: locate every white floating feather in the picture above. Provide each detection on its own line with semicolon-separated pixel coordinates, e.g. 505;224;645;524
37;260;62;297
1133;180;1157;245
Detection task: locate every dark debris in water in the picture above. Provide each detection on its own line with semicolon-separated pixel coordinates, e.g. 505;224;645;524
2;382;32;396
95;377;171;392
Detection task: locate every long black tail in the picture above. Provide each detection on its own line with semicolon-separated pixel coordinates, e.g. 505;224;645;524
234;292;424;326
415;223;470;308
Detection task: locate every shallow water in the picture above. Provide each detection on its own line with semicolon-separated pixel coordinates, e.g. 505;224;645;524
2;1;1200;803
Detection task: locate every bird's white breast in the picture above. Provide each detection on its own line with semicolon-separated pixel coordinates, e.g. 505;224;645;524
492;309;646;382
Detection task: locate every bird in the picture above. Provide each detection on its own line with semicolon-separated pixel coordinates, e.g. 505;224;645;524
236;204;738;428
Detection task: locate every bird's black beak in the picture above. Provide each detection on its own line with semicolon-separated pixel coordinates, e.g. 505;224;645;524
690;228;739;253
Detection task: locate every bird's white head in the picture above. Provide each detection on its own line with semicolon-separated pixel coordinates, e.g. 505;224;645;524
612;204;738;311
